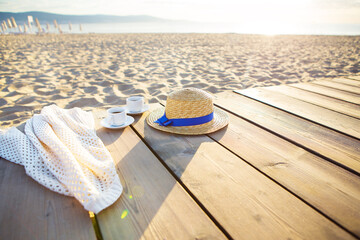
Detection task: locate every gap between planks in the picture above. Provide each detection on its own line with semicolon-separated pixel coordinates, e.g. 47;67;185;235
312;80;360;95
264;84;360;119
332;78;360;87
290;82;360;105
205;133;360;240
129;124;233;240
130;103;357;240
346;76;360;81
234;88;360;140
93;110;227;240
212;93;360;238
215;91;360;175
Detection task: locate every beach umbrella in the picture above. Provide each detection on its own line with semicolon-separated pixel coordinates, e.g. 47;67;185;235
69;21;72;31
24;23;28;33
6;19;12;28
10;17;17;29
18;25;23;33
28;16;33;31
35;18;40;27
2;22;7;33
28;16;33;24
35;18;42;33
53;19;58;29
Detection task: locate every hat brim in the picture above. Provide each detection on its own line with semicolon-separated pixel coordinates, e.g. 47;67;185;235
146;107;229;135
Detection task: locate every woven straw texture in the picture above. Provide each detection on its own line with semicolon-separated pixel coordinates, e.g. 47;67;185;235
147;88;229;135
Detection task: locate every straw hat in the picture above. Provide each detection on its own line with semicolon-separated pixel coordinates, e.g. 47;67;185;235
147;88;229;135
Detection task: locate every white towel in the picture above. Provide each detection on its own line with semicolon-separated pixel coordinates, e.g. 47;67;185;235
0;105;122;214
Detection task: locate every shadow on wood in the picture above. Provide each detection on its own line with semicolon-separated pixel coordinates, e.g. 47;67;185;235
93;108;225;240
0;158;96;240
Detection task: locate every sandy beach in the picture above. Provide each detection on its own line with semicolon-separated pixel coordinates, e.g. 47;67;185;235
0;33;359;127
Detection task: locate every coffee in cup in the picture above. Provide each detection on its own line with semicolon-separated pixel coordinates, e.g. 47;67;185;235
107;107;126;126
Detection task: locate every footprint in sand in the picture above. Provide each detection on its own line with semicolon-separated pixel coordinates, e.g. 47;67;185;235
0;99;7;107
15;96;39;105
109;62;119;71
65;97;101;109
90;80;113;87
131;89;146;95
51;94;68;100
157;94;167;101
180;73;190;78
104;95;122;104
205;86;221;93
124;69;137;78
84;86;98;94
183;83;209;89
117;84;134;92
58;75;73;81
0;106;35;121
148;83;166;95
180;80;191;85
5;91;22;97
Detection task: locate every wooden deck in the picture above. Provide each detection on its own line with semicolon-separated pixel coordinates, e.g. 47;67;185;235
1;76;360;239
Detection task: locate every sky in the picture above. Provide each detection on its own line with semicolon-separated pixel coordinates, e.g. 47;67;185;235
1;0;360;34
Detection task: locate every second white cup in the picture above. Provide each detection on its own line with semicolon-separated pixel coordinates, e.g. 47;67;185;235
126;96;144;113
107;107;126;126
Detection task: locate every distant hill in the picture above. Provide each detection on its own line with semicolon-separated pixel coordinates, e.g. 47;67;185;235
0;11;169;24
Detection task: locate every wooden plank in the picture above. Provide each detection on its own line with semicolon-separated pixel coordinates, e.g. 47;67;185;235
313;80;360;94
267;85;360;119
0;158;96;240
348;76;360;81
130;104;356;240
209;109;360;237
93;110;226;240
291;83;360;105
214;92;360;174
333;78;360;87
236;87;360;139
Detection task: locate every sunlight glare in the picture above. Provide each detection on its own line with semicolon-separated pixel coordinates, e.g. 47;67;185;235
121;209;129;219
227;0;313;34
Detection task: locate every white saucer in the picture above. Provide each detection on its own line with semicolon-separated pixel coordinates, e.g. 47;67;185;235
125;104;149;115
101;116;134;129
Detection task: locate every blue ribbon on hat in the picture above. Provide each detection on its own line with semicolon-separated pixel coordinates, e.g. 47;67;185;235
155;112;214;127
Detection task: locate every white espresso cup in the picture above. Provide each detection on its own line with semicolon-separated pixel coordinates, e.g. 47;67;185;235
107;107;126;126
126;96;144;113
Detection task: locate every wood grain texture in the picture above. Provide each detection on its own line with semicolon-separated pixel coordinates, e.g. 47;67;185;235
93;110;225;240
214;92;360;174
209;109;360;238
130;104;355;240
313;80;360;95
348;76;360;81
236;87;360;139
333;78;360;87
291;83;360;105
0;158;96;240
266;85;360;118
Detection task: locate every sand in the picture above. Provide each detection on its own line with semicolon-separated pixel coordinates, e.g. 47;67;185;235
0;33;359;127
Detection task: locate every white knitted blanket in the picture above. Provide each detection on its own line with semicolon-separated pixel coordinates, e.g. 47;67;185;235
0;105;122;214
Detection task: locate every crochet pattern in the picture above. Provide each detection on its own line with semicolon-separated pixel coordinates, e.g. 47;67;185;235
0;105;122;213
